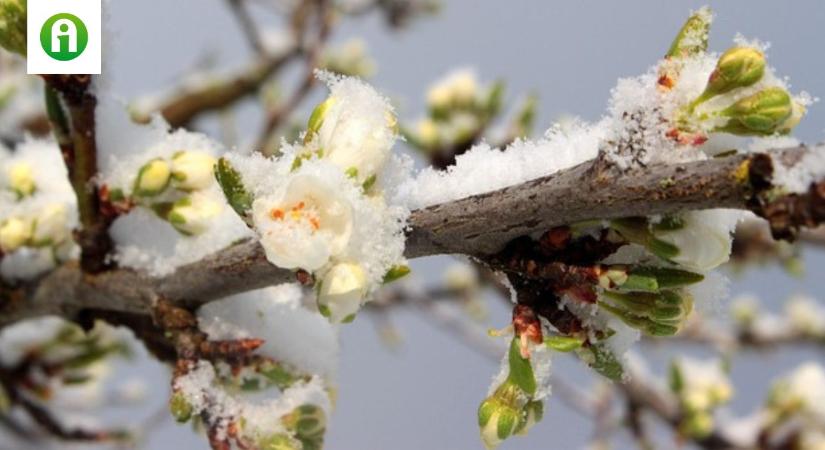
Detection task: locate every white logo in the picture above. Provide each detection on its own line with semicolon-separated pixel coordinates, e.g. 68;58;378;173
27;0;101;74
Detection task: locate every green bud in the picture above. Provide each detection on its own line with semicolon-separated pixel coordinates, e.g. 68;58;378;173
777;101;806;134
0;0;26;55
693;47;765;107
716;87;793;136
666;7;712;59
515;400;544;436
478;398;520;450
133;159;171;197
169;392;193;423
683;411;714;439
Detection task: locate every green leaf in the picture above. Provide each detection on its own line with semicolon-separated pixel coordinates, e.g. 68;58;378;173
585;343;624;381
382;265;411;284
544;335;583;352
506;338;536;395
647;237;681;260
666;7;711;59
620;273;659;292
214;157;253;219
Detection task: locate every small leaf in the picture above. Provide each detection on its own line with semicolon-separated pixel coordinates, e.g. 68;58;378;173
631;267;704;289
214;157;253;219
544;335;583;352
506;338;536;395
362;174;377;191
585;343;624;381
382;265;410;284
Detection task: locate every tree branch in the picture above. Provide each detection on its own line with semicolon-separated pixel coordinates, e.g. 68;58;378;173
3;144;825;328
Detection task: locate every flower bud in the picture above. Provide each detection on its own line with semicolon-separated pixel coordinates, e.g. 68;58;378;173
171;151;217;191
321;39;376;78
777;100;806;135
133;158;171;197
6;162;35;198
683;411;714;438
31;203;70;246
666;7;712;59
317;262;367;323
478;397;520;450
169;392;193;423
717;87;792;136
515;400;544;436
0;216;31;252
0;0;26;56
415;118;440;148
692;47;765;108
167;194;222;236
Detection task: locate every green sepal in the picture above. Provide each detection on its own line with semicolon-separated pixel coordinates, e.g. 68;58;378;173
382;265;411;284
620;273;659;293
362;174;377;191
666;7;711;59
630;267;704;289
214;157;253;219
506;338;536;395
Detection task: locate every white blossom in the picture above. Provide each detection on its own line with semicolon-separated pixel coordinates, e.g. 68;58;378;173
253;174;353;271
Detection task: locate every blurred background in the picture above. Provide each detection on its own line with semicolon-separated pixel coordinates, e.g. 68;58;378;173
7;1;825;449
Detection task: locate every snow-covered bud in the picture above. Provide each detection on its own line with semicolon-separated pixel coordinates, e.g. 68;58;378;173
716;87;793;136
0;0;26;55
478;396;520;450
133;158;171;197
252;174;353;271
693;47;765;107
666;7;712;59
306;78;397;183
317;262;367;323
167;194;222;236
0;216;30;252
31;203;70;246
6;161;35;198
171;151;217;191
282;404;326;448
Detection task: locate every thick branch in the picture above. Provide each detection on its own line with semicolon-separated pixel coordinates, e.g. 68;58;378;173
4;144;825;328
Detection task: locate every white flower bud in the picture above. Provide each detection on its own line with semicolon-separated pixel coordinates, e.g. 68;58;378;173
171;151;217;191
444;263;479;292
0;216;31;252
6;161;35;198
31;203;70;246
133;158;171;197
653;211;738;271
416;118;440;148
306;77;396;183
252;174;353;271
317;262;367;323
168;194;222;236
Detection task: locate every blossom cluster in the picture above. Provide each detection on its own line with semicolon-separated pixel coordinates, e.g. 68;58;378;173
0;140;77;281
218;71;408;324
